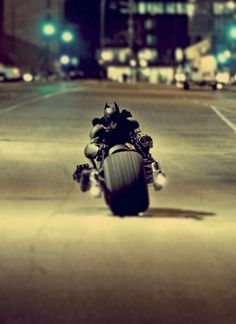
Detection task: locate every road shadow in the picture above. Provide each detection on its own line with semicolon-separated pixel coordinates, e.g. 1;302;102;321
140;208;216;220
65;207;216;221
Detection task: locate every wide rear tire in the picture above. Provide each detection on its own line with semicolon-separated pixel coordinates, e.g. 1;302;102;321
103;151;149;215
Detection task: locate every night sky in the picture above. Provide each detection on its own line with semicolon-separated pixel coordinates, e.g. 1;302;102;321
64;0;100;59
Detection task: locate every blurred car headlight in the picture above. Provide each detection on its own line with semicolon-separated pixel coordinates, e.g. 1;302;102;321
175;73;186;82
216;72;230;84
23;73;33;82
216;83;223;90
12;68;20;75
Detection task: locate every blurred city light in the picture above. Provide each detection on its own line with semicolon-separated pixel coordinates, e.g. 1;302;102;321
142;68;151;77
130;59;137;67
60;55;70;65
138;49;158;62
217;51;230;64
216;83;223;90
175;72;186;82
139;59;148;68
216;71;230;84
42;22;56;36
175;48;184;62
61;31;74;43
12;68;20;76
217;54;226;63
101;50;114;61
227;1;236;10
23;73;33;82
229;26;236;39
71;57;79;66
224;50;231;59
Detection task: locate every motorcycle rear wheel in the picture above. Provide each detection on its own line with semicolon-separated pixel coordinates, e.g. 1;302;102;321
103;151;149;216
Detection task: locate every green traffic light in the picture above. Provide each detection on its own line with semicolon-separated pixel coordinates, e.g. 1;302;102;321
61;31;74;43
217;53;226;63
60;55;70;65
217;50;231;64
229;26;236;39
42;22;56;36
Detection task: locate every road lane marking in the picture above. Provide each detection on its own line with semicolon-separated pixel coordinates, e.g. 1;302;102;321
220;106;236;114
42;87;85;99
0;87;82;115
210;105;236;134
0;95;42;115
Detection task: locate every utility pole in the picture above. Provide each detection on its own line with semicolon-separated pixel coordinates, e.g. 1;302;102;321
0;0;3;35
128;0;134;53
100;0;106;49
128;0;136;82
47;0;51;12
10;0;16;62
45;0;52;77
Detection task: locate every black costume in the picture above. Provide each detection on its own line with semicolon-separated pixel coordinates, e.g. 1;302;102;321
84;103;154;162
73;102;164;192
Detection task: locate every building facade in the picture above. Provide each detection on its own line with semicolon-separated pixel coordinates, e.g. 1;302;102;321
100;0;191;82
98;0;236;82
0;0;235;77
104;1;190;63
0;0;64;72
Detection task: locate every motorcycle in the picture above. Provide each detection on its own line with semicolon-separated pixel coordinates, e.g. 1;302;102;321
73;139;165;216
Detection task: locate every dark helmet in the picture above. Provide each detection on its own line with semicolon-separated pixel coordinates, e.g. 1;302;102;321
104;102;120;124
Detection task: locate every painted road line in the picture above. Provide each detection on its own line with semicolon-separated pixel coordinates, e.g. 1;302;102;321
0;95;42;115
0;87;82;115
210;105;236;133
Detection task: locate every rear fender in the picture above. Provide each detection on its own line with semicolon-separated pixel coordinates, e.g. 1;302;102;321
108;144;135;155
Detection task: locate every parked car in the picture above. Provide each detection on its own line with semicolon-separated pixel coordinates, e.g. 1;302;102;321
0;63;21;81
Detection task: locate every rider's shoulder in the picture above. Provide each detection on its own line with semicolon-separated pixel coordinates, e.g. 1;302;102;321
120;109;139;129
121;109;132;119
92;116;107;126
125;116;139;129
89;122;106;139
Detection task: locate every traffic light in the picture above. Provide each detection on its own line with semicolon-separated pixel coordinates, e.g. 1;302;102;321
229;26;236;39
41;21;56;37
61;31;74;43
217;50;231;64
60;55;70;65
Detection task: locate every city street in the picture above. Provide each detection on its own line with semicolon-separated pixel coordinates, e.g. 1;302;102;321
0;80;236;324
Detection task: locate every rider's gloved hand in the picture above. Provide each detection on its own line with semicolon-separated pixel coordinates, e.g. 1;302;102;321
139;134;153;148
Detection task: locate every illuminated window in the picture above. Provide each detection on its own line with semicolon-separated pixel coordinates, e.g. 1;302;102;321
166;3;176;14
224;1;236;13
186;3;196;17
138;2;146;14
226;1;236;11
138;48;158;62
146;34;157;46
176;3;187;14
101;50;114;61
138;1;189;16
145;19;155;30
213;3;225;15
213;1;236;15
152;3;164;14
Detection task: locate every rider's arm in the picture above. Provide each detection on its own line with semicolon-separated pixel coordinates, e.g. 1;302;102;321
89;123;107;144
128;119;153;157
84;123;107;160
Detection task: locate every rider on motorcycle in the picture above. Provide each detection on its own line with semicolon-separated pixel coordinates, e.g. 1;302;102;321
74;102;165;191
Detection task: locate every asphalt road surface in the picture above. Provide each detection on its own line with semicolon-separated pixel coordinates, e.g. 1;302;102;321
0;81;235;324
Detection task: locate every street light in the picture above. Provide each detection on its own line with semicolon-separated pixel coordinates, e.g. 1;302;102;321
217;50;231;64
60;55;70;65
41;18;57;78
41;21;56;37
229;26;236;39
61;31;74;43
